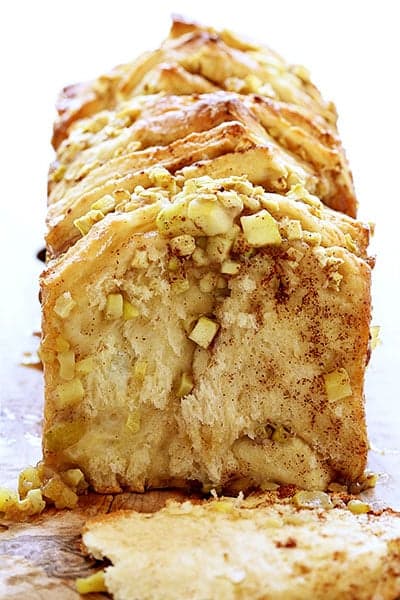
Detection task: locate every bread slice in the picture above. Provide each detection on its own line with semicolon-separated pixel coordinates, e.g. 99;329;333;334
40;171;371;494
81;495;400;600
50;16;356;217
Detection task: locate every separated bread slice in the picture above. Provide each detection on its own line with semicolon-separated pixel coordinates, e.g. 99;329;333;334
81;494;400;600
40;172;371;494
50;16;356;217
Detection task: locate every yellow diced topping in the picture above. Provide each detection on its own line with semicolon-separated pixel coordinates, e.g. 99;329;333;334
293;491;333;510
133;360;147;381
45;421;85;452
189;316;219;349
168;256;181;271
123;299;140;320
199;273;218;293
240;210;282;247
51;164;66;183
0;489;18;513
60;468;86;491
56;378;84;409
206;233;236;263
91;194;116;214
210;500;234;513
148;166;177;192
76;571;107;595
74;209;104;236
370;326;381;350
187;197;235;236
105;293;123;319
76;356;95;375
126;411;141;434
156;200;195;237
131;249;149;269
169;234;196;257
221;260;240;275
57;349;75;381
18;489;46;515
176;372;194;398
42;476;78;509
192;247;210;266
344;233;358;253
347;499;370;515
285;220;303;240
54;291;76;318
324;368;352;402
303;231;322;246
18;466;41;499
55;336;70;352
271;425;291;443
171;278;190;295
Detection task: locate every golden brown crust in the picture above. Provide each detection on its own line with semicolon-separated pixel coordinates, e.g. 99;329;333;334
50;17;356;217
47;90;355;258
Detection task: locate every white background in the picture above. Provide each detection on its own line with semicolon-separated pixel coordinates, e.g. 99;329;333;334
0;0;399;476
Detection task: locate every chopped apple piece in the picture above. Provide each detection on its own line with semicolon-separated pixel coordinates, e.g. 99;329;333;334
133;360;147;381
105;293;123;319
18;466;41;499
18;489;46;515
285;220;303;240
199;273;218;293
45;421;86;452
169;234;196;256
176;372;194;397
76;571;107;595
210;500;234;513
54;291;76;318
324;368;352;402
171;278;190;294
91;194;116;214
271;425;290;443
240;210;282;247
131;250;148;269
55;335;70;352
189;316;219;349
293;491;333;509
370;326;381;350
60;468;86;491
126;411;141;434
76;356;95;375
42;476;78;509
188;198;234;236
123;299;139;320
221;260;240;275
57;349;75;381
56;378;84;409
0;489;18;512
206;233;236;263
347;499;370;514
74;209;104;236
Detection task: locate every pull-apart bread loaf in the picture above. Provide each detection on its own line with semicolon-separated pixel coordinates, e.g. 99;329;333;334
40;17;373;495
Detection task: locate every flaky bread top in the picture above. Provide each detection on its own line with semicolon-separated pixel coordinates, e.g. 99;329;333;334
49;16;356;221
48;92;354;258
52;16;337;148
82;495;400;600
62;169;369;260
